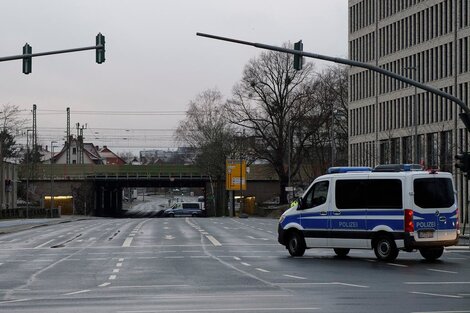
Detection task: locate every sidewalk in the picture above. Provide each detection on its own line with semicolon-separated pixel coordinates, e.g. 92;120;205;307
0;216;93;235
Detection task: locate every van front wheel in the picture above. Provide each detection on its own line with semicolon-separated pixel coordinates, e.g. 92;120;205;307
287;231;306;257
419;247;444;261
373;236;399;261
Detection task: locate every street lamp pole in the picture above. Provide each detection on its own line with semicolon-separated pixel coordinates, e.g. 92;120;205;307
26;129;33;218
50;140;57;218
404;66;418;164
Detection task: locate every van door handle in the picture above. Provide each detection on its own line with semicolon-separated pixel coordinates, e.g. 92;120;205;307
439;216;446;222
320;211;328;216
333;211;341;216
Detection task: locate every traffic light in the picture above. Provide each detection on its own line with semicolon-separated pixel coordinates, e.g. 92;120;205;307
22;43;32;74
96;33;105;64
455;152;470;174
293;40;303;70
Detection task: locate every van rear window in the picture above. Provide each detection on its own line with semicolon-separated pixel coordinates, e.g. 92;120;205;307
414;178;454;208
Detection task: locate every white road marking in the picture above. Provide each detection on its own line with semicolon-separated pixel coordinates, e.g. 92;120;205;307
241;262;251;267
334;282;369;288
87;258;108;261
99;282;111;287
410;291;462;298
34;239;55;249
405;281;470;285
63;289;91;296
109;284;190;289
256;268;270;273
117;308;319;312
283;274;307;280
411;311;470;313
164;235;175;240
206;235;221;246
122;237;133;247
116;263;123;267
113;269;120;273
109;275;117;280
427;268;458;274
119;258;124;262
387;263;408;268
165;256;184;259
0;299;31;304
190;256;210;259
233;257;241;261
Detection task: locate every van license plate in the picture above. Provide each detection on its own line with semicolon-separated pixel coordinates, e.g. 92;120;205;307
418;231;434;239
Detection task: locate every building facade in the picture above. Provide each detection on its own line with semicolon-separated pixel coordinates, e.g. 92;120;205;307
349;0;470;216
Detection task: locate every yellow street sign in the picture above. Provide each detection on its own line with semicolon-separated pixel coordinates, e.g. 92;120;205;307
226;159;246;191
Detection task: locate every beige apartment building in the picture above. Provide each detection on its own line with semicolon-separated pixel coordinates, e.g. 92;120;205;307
348;0;470;214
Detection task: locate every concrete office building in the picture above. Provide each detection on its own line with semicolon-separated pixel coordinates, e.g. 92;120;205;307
348;0;470;215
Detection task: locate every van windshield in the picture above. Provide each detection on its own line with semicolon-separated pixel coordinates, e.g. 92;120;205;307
413;178;454;208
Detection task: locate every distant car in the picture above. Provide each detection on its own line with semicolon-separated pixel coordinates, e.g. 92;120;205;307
163;202;204;217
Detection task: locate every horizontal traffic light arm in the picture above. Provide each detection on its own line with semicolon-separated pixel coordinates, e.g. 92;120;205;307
196;32;470;131
0;44;104;63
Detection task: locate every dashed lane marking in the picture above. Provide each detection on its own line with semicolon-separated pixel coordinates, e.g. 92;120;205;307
283;274;307;280
410;291;462;299
427;268;458;274
63;289;91;296
256;268;270;273
99;282;111;287
122;237;133;247
113;269;120;273
116;263;123;267
34;239;55;249
387;263;408;268
206;235;222;246
109;275;117;280
241;262;251;267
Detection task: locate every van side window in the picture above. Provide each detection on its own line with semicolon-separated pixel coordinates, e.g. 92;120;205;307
304;181;329;208
336;179;402;209
368;179;402;209
336;179;367;209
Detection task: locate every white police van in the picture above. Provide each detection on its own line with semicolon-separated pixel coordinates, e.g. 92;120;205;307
278;165;459;261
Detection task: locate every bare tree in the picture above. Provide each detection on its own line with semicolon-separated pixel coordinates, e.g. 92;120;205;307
175;88;235;214
226;47;324;204
302;66;349;177
0;104;28;159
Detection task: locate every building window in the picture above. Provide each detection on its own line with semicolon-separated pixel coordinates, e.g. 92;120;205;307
72;147;77;155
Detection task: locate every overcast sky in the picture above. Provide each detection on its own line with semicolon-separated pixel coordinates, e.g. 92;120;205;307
0;0;348;153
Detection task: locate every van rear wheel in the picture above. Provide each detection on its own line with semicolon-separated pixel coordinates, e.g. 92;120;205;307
334;248;350;257
287;231;306;257
419;247;444;261
373;235;399;261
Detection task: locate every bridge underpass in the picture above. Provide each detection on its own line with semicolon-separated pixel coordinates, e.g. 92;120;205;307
93;176;212;217
20;164;227;218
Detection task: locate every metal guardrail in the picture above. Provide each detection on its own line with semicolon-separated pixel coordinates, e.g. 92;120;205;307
18;164;210;181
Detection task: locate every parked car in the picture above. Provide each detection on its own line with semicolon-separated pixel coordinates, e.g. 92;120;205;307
163;202;204;217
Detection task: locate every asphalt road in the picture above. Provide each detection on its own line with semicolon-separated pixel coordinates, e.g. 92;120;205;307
0;217;469;313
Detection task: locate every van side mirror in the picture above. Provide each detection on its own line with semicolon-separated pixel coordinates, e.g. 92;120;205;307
293;197;304;210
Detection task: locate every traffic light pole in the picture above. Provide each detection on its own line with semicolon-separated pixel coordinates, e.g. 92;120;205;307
196;32;470;132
